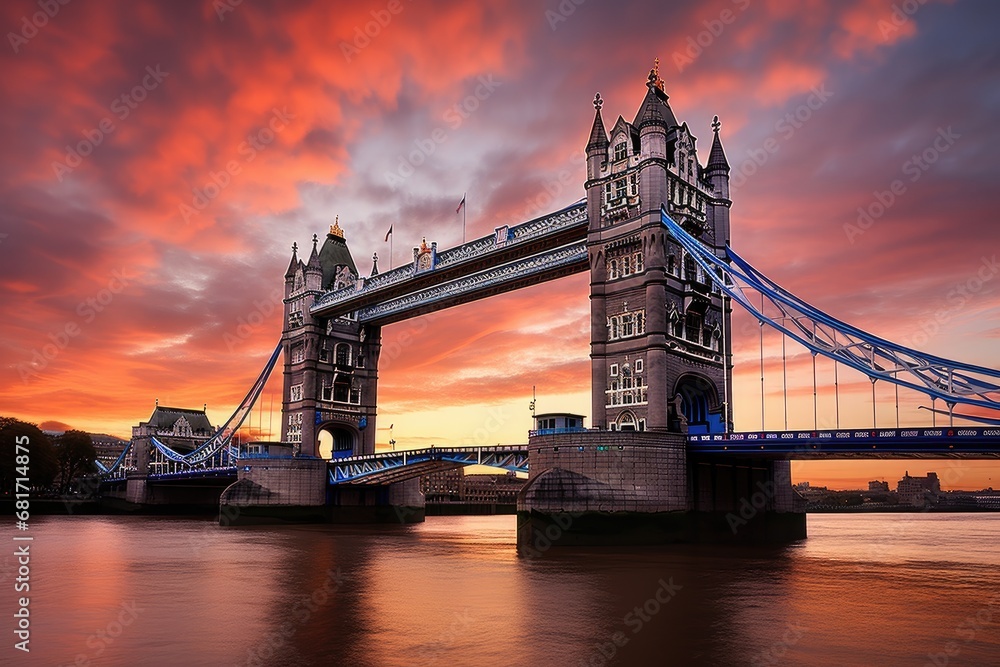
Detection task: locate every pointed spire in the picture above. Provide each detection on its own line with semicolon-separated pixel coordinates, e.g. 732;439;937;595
285;241;299;278
306;234;322;273
587;92;609;153
706;115;730;172
634;58;677;129
370;252;380;277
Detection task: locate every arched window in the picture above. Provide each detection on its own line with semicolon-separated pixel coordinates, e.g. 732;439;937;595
617;411;637;432
686;311;703;345
613;141;627;161
684;255;697;283
335;343;351;367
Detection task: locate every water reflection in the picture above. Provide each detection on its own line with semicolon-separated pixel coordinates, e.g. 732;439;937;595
14;514;1000;666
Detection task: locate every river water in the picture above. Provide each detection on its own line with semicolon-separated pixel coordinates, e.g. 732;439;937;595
6;513;1000;666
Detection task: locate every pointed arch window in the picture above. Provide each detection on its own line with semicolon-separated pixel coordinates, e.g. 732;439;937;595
613;141;627;161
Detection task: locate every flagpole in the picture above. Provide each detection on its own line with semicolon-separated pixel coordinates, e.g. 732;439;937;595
463;191;467;243
390;233;393;269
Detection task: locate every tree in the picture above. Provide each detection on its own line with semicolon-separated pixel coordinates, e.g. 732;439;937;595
0;417;59;492
54;430;97;494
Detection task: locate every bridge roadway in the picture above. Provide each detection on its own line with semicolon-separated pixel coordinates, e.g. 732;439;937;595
328;427;1000;484
329;445;529;485
688;426;1000;459
111;428;1000;487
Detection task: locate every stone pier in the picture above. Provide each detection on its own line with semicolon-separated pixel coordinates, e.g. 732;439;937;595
517;431;805;553
219;457;424;525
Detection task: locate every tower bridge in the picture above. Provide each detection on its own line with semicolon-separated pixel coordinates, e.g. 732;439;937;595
98;63;1000;545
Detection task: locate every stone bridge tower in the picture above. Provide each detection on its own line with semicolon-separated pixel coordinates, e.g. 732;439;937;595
281;220;381;458
585;62;733;435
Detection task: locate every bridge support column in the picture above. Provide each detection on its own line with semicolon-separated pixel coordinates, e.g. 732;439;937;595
517;433;805;552
327;478;425;524
219;457;425;525
688;458;806;543
219;457;328;524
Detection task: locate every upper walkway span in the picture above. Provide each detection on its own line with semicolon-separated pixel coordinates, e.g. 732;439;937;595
311;201;588;324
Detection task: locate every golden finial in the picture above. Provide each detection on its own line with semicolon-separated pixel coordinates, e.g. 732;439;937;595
650;57;664;91
330;215;344;239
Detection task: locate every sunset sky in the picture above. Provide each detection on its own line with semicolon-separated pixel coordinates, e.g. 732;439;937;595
2;0;999;489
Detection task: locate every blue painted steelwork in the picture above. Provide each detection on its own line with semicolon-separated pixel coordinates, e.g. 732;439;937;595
95;439;133;476
528;427;589;437
689;427;1000;457
353;241;587;323
312;200;587;315
329;445;529;484
660;208;1000;418
144;468;237;482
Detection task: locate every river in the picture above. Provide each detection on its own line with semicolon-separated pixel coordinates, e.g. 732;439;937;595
6;513;1000;666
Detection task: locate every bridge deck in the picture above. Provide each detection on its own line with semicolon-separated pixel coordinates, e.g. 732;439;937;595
689;426;1000;459
311;201;587;323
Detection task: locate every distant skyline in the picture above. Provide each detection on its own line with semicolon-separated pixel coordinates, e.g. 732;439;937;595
2;0;999;489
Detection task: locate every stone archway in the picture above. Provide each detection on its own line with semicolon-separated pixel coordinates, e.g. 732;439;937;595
317;423;358;460
673;374;724;435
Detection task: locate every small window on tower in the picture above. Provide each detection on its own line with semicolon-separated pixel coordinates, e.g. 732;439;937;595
610;364;619;377
613;141;627;161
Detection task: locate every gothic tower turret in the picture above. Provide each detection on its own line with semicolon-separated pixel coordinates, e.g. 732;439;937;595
584;61;733;435
281;219;381;458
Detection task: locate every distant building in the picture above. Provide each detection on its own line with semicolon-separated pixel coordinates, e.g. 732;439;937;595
133;404;215;453
91;433;130;467
463;472;525;504
897;471;941;504
421;468;464;502
132;404;217;475
41;429;129;469
868;480;890;493
420;469;526;504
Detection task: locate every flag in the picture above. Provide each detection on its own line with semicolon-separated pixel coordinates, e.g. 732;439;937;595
384;225;393;242
456;194;466;215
